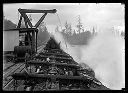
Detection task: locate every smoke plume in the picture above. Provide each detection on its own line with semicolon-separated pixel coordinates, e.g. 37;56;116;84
52;29;125;90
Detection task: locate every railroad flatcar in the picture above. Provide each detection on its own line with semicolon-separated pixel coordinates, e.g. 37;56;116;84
11;36;110;90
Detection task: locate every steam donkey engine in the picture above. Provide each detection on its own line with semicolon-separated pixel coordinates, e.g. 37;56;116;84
4;8;57;62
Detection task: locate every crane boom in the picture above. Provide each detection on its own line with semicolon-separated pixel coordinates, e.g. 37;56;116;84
18;8;57;13
17;8;57;28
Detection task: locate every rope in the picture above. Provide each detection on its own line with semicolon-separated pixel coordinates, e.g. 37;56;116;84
55;13;62;31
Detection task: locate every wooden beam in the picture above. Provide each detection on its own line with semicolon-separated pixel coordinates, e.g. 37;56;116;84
18;8;57;28
17;15;22;29
18;9;57;13
20;13;33;28
35;13;47;28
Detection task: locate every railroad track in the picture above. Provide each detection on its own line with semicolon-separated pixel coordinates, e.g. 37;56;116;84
4;63;17;72
3;44;46;90
3;63;25;90
3;44;45;73
37;45;44;50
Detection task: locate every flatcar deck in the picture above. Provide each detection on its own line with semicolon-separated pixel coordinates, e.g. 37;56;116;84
4;37;110;91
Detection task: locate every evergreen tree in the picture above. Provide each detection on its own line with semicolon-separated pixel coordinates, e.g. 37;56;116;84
76;15;84;33
68;23;72;35
64;21;72;35
65;21;68;30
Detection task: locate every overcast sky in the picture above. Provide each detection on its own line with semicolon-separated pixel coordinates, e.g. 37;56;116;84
3;3;125;32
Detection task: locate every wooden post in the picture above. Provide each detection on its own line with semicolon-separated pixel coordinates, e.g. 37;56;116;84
32;31;35;53
36;31;38;53
13;80;17;91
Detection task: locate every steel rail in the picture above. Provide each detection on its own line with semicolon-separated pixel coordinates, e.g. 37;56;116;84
3;63;25;89
3;44;45;90
3;67;25;90
4;63;17;72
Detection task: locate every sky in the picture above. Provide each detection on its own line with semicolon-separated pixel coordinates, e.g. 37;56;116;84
3;3;125;33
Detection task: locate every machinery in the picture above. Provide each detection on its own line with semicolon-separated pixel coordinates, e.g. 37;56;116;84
4;8;110;90
3;8;56;62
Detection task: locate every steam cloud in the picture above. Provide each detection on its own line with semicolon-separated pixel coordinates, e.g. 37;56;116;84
52;29;125;90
